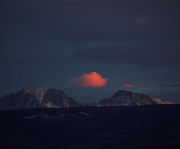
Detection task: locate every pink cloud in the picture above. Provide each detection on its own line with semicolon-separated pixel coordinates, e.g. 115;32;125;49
121;83;136;88
65;72;108;87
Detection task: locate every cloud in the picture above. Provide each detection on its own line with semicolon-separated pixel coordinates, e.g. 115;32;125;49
73;45;180;67
66;72;108;87
121;83;136;88
158;84;180;88
135;18;149;24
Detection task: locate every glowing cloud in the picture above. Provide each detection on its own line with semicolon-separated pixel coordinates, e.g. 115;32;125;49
66;72;108;87
122;83;136;88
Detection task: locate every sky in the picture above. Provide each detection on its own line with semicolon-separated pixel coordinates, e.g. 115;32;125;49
0;0;180;103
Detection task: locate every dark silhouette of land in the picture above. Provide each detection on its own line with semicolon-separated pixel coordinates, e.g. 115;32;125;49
0;104;180;149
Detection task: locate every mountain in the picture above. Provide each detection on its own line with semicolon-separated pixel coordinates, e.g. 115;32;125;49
98;90;173;106
0;87;80;110
0;88;174;110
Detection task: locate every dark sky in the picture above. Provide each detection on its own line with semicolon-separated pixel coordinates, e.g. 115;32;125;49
0;0;180;103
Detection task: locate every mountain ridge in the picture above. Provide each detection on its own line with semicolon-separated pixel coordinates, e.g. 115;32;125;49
0;87;175;110
97;90;174;106
0;87;80;110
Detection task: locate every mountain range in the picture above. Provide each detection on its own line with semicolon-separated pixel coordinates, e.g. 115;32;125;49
0;87;80;110
0;87;179;149
0;86;174;110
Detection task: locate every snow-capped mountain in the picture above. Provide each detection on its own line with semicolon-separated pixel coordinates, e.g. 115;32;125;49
0;87;80;110
0;88;174;110
97;90;174;106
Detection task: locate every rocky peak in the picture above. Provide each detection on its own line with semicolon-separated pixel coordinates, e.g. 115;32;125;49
23;86;49;102
98;90;173;106
0;87;80;110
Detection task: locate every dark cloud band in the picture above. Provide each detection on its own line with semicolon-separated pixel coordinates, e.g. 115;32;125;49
73;44;180;67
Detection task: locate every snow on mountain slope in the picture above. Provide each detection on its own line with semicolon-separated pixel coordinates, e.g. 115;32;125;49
97;90;174;106
0;87;80;110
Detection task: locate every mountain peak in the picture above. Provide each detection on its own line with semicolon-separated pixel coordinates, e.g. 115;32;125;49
0;88;174;110
23;86;49;102
113;90;134;97
98;90;173;106
23;86;49;93
0;87;80;110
